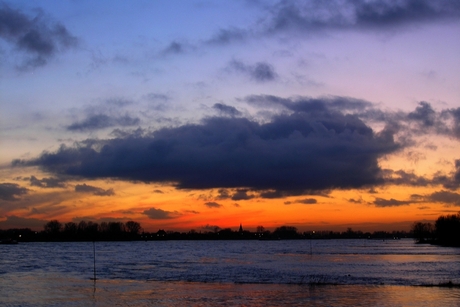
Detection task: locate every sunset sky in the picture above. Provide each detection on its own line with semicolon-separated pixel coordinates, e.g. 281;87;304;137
1;0;460;233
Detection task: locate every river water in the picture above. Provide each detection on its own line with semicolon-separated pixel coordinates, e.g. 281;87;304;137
1;239;459;306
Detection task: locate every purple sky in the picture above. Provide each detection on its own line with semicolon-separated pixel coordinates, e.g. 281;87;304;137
1;0;460;231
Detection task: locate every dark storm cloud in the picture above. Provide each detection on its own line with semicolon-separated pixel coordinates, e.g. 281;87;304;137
67;114;140;131
373;198;412;207
228;60;277;82
212;103;242;117
266;0;460;33
75;183;114;196
0;3;77;68
15;96;402;197
30;175;66;188
143;207;180;219
0;183;28;201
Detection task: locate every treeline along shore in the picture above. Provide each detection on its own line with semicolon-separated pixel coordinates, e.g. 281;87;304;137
1;212;459;246
412;212;460;247
1;220;409;242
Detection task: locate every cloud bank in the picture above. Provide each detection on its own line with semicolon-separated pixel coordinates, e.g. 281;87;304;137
67;114;140;132
14;97;403;197
75;184;114;196
0;183;28;201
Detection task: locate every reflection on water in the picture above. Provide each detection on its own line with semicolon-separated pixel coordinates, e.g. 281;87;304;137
2;274;460;307
1;239;459;306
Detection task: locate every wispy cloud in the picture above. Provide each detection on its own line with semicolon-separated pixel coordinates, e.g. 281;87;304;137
373;198;413;207
204;202;223;208
205;27;248;45
285;198;317;205
228;59;277;82
265;0;460;33
0;3;78;69
67;114;140;132
143;207;181;219
75;184;114;196
212;103;242;117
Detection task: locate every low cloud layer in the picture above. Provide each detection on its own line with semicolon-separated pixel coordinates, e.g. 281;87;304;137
285;198;318;205
427;190;460;206
14;97;398;196
228;60;277;82
204;202;223;208
12;96;460;199
372;189;460;208
143;207;181;219
67;114;140;132
30;175;66;188
75;184;114;196
373;198;413;207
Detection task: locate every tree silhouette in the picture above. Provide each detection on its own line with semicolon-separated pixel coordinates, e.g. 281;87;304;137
411;222;433;243
63;222;78;239
44;220;62;236
273;226;299;239
435;213;460;246
125;221;141;235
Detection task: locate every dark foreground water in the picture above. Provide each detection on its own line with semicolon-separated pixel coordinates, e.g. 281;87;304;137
1;239;459;306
